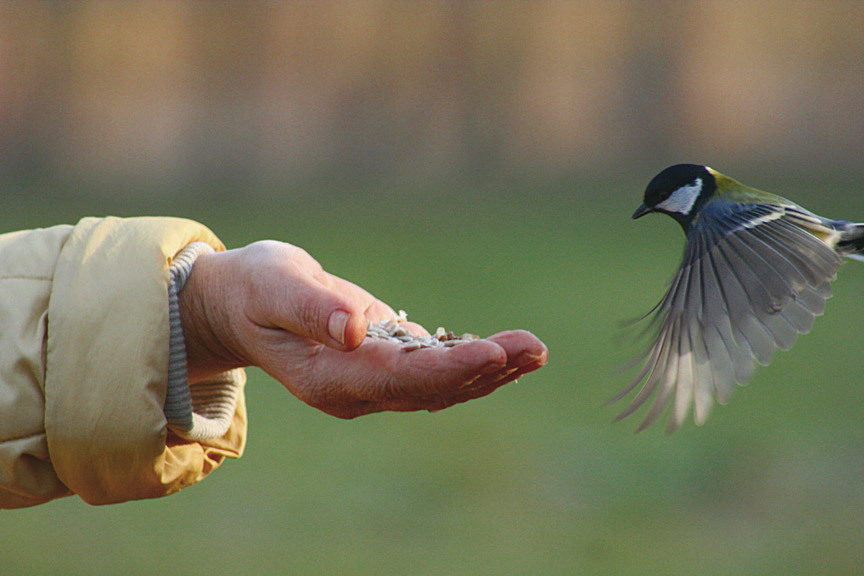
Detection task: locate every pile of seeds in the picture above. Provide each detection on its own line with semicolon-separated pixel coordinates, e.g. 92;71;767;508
366;310;480;351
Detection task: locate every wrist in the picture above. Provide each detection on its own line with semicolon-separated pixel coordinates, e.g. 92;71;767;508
179;248;249;383
167;242;247;441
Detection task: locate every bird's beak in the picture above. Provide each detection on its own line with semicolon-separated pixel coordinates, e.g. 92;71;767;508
632;204;652;219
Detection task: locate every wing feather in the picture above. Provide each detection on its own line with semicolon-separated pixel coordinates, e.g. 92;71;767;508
710;237;778;364
700;227;755;389
722;234;799;350
616;202;842;431
636;319;680;431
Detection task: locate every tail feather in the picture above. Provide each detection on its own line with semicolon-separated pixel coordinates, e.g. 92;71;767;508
837;222;864;260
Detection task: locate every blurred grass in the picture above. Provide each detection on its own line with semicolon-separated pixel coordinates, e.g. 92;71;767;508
1;176;864;575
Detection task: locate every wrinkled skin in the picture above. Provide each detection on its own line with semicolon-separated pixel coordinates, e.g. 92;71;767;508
180;241;548;418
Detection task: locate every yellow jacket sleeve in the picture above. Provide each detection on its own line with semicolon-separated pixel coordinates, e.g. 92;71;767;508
0;217;247;508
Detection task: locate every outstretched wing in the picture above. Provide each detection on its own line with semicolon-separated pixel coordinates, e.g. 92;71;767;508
613;201;842;433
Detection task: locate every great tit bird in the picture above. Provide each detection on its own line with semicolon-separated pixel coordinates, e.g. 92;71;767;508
612;164;864;433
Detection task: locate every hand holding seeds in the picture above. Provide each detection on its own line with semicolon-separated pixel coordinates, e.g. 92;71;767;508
179;240;548;418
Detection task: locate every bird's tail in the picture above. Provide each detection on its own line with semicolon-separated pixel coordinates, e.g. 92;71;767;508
837;222;864;261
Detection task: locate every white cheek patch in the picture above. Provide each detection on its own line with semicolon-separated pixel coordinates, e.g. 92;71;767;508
656;178;702;215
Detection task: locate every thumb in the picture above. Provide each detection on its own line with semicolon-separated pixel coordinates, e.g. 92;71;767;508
265;277;368;351
322;306;368;351
242;241;370;350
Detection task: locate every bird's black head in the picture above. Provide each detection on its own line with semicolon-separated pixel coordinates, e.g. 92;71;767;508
633;164;717;227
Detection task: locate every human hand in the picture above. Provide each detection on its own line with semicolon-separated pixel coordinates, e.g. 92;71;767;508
179;241;548;418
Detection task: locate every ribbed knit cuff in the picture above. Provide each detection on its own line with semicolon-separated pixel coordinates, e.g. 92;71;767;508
166;242;244;441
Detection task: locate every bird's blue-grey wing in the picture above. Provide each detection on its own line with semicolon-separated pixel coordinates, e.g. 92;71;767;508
615;201;841;433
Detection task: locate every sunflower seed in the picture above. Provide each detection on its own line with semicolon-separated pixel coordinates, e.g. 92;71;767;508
364;311;480;352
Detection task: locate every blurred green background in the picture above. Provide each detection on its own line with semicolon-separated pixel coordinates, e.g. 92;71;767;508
2;2;864;575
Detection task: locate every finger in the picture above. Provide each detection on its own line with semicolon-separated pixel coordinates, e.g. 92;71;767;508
451;355;547;399
251;252;387;351
297;338;507;410
419;331;548;412
437;340;548;402
342;356;542;416
325;274;397;321
377;338;510;397
401;321;431;338
259;274;369;350
351;330;546;401
278;326;549;418
325;275;434;340
321;273;432;340
484;330;549;367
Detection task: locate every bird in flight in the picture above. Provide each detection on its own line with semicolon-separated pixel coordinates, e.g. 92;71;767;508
612;164;864;433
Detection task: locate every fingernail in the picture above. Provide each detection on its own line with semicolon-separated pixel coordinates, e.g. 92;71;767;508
482;359;505;374
517;351;546;366
328;310;350;345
